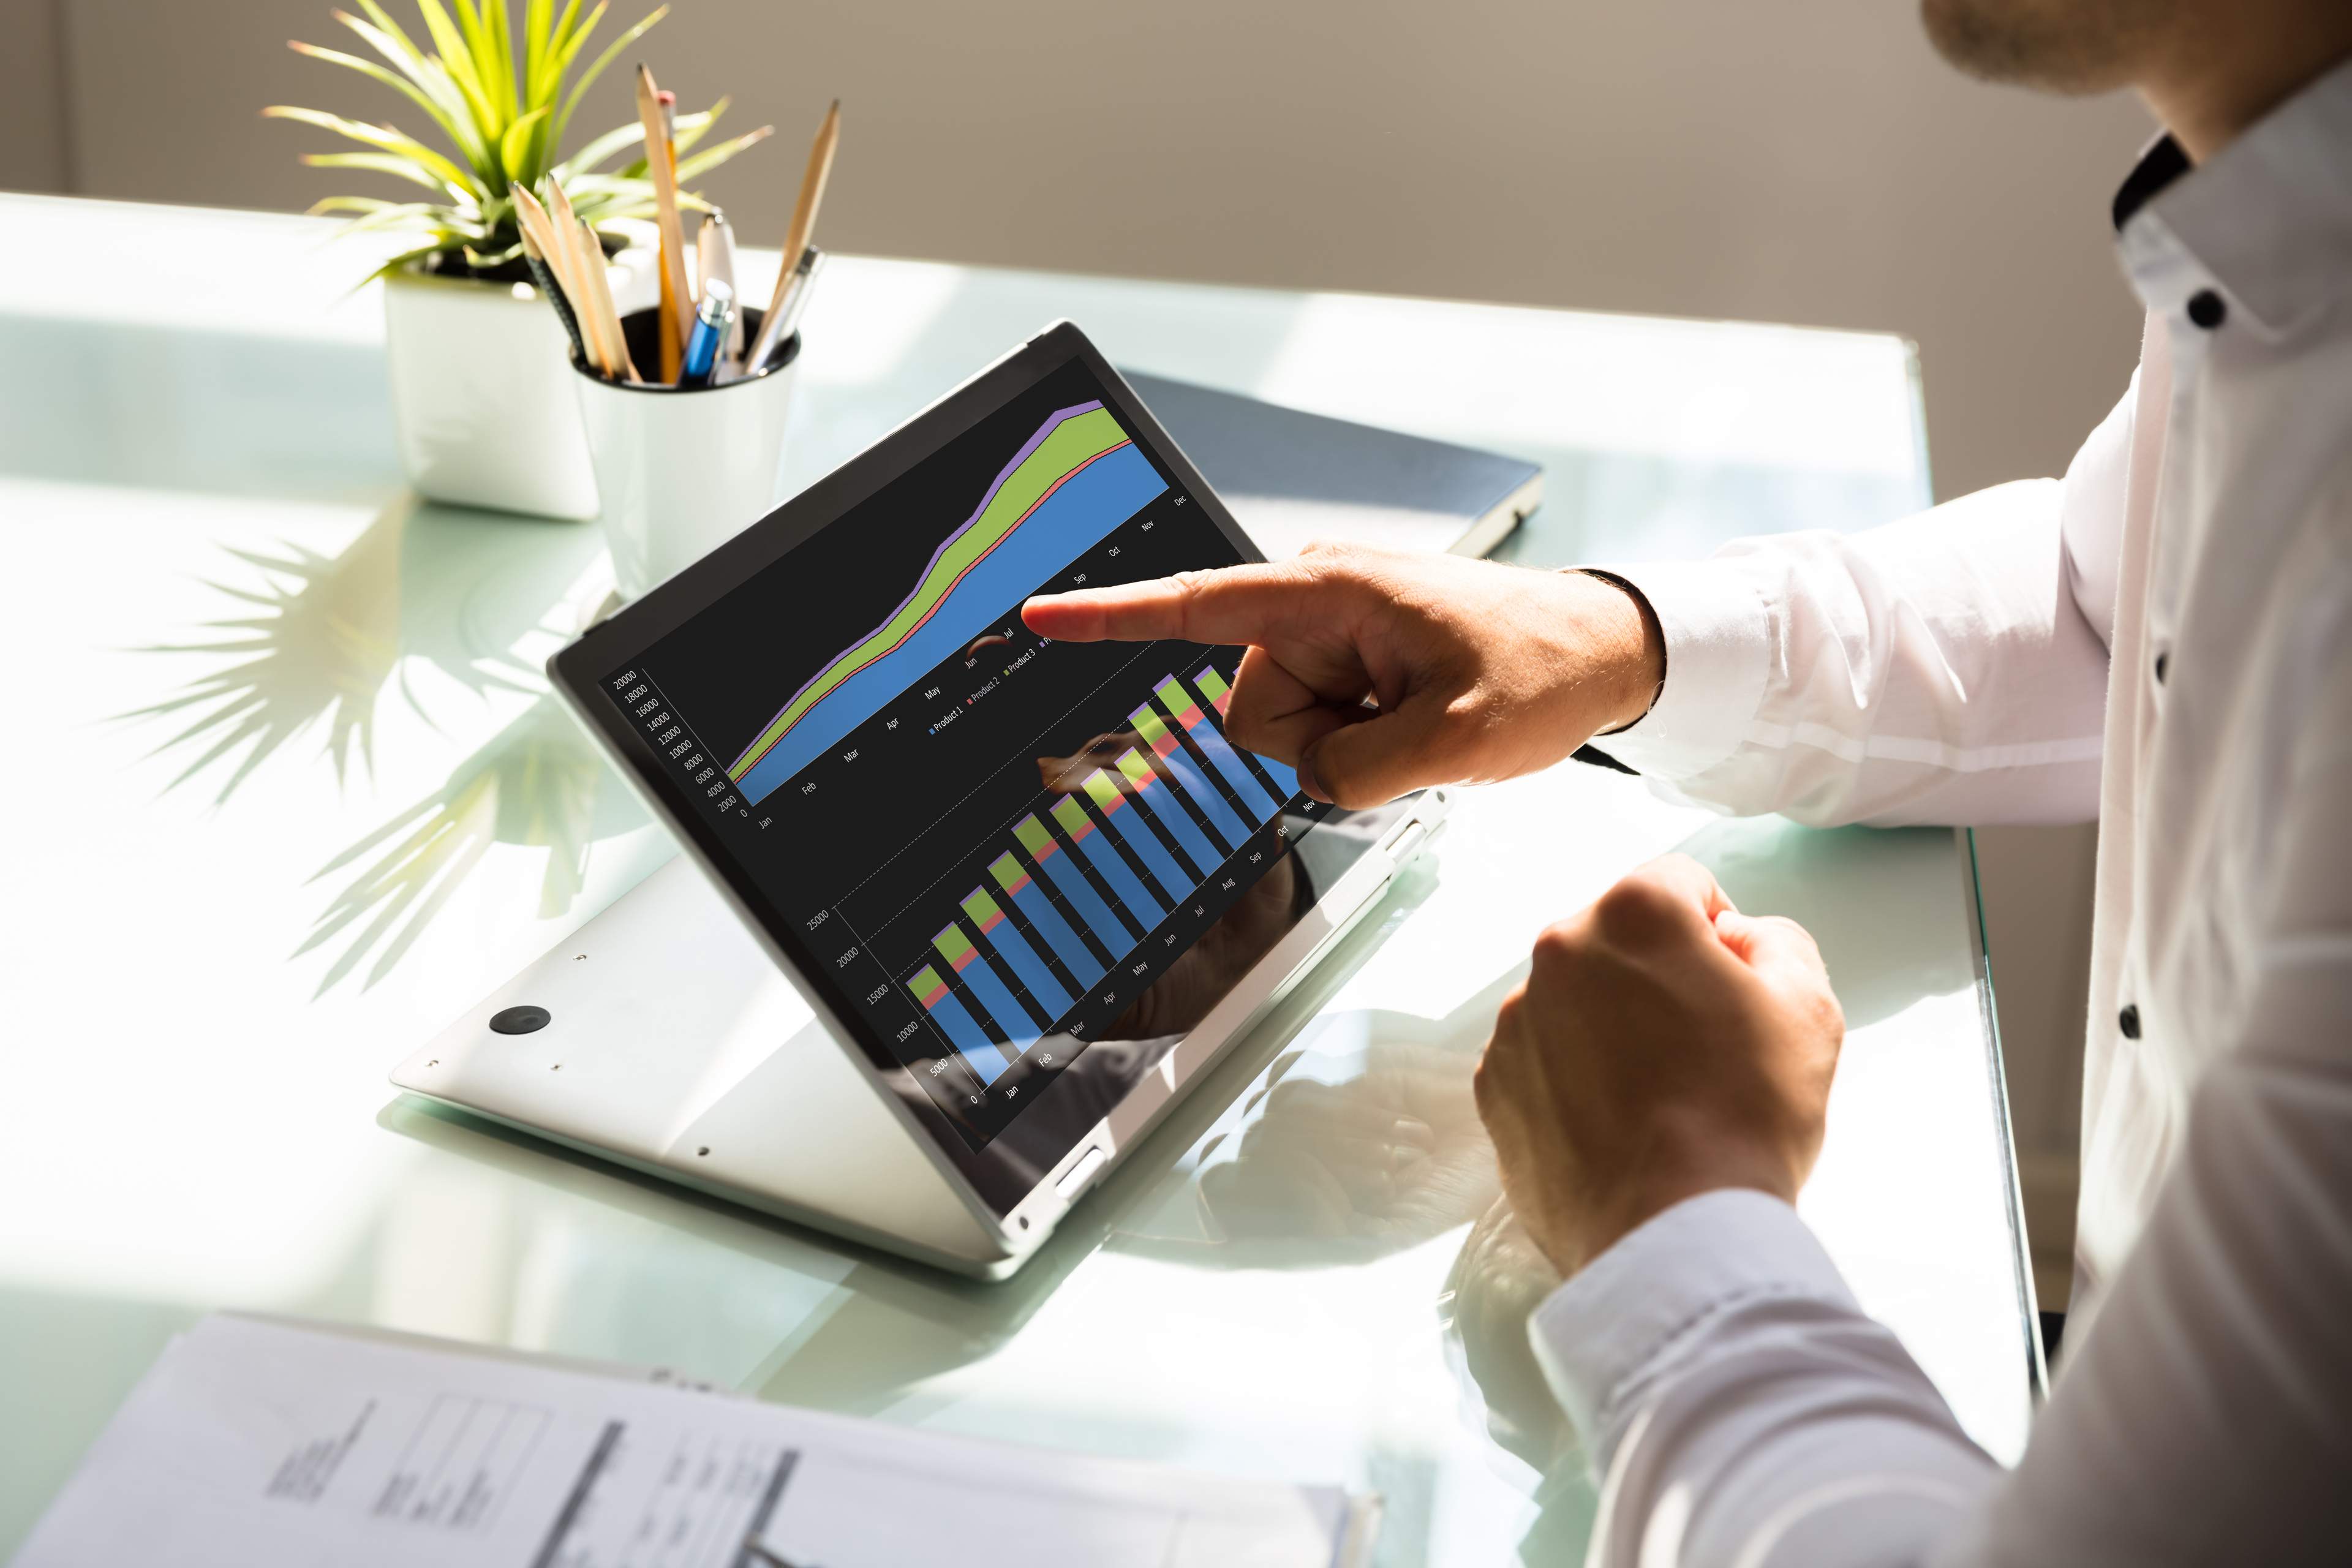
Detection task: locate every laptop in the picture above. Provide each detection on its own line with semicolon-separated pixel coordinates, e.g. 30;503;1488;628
390;323;1452;1278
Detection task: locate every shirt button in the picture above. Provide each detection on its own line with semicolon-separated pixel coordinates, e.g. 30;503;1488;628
2119;1004;2141;1039
2155;651;2168;684
2187;290;2226;330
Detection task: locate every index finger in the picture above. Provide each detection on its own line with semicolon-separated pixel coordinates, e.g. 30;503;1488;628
1022;561;1311;644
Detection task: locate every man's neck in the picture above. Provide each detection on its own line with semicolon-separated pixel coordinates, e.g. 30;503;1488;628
2140;4;2352;161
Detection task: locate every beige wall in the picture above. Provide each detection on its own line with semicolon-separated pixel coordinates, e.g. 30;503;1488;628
0;0;72;193
16;0;2139;1287
39;0;2154;498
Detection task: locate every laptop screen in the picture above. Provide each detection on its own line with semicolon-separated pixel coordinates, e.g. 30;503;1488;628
573;346;1383;1209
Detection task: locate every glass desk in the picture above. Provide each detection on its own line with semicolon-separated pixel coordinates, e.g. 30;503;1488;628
0;196;2032;1564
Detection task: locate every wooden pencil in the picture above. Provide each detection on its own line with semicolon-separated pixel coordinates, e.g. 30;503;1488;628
578;217;641;384
510;183;568;287
512;183;603;374
539;178;616;377
636;64;695;382
746;99;839;372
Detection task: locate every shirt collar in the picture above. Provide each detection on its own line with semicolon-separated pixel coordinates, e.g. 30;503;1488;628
2111;135;2191;231
2115;53;2352;339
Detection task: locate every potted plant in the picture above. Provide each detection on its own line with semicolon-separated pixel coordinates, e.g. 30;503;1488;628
270;0;768;519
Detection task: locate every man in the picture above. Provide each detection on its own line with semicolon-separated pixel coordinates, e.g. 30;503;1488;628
1025;0;2352;1558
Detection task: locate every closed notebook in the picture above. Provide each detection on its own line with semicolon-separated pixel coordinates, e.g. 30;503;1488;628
1125;371;1544;560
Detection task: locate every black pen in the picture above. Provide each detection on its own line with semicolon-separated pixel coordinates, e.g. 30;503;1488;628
518;225;587;367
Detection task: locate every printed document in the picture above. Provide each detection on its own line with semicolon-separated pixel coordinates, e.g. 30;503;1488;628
14;1314;1368;1567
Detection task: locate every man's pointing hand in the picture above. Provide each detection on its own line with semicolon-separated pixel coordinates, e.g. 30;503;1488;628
1023;543;1663;807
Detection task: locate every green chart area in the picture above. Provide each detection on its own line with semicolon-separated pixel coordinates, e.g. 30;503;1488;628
727;404;1138;783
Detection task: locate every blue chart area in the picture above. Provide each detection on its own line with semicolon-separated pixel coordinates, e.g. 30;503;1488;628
1005;880;1102;989
1134;782;1222;876
927;993;1011;1083
735;443;1167;804
957;951;1044;1050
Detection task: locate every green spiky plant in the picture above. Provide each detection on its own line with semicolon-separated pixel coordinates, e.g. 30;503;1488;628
268;0;769;284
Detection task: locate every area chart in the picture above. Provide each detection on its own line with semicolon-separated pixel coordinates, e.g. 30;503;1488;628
726;402;1167;804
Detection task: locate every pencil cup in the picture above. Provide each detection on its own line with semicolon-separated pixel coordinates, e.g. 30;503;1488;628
574;306;802;600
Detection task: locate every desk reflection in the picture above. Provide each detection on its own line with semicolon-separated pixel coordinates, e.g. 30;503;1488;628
1096;970;1605;1563
300;693;642;989
119;494;637;989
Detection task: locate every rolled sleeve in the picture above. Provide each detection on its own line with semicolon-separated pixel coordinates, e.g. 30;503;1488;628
1586;558;1775;782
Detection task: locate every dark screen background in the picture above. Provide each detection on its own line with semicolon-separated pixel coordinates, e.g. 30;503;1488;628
632;358;1124;764
596;357;1344;1171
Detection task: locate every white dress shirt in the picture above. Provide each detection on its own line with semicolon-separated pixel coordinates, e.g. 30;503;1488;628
1530;58;2352;1565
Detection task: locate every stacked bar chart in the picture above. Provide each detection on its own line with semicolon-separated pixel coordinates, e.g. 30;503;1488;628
989;851;1104;989
933;924;1044;1053
1154;674;1281;819
899;666;1311;1090
622;351;1351;1147
961;886;1074;1017
1115;749;1222;876
1079;768;1193;901
1129;701;1251;851
1193;666;1301;799
1013;813;1134;957
909;963;1012;1084
1051;793;1166;925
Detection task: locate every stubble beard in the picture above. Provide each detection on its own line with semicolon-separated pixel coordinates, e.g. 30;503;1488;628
1919;0;2177;93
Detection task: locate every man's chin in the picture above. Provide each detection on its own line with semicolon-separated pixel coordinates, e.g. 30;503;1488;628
1920;0;2162;94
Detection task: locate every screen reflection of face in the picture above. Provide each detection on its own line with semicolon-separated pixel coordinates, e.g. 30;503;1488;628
987;731;1319;1184
1035;728;1314;1041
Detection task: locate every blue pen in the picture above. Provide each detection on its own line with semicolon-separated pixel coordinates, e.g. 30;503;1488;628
680;276;735;387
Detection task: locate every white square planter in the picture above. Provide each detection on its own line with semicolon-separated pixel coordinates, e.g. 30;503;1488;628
382;241;658;520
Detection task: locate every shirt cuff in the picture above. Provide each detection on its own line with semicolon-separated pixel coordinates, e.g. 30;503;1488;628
1583;558;1774;781
1528;1189;1856;1458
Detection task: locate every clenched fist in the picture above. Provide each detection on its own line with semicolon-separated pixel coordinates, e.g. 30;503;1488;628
1022;543;1662;808
1474;854;1845;1276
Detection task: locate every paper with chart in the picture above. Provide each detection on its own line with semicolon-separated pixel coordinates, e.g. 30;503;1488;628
13;1315;1363;1568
